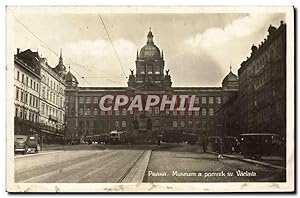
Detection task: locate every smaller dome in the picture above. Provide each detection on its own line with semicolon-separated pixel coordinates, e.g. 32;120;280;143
65;71;78;84
222;71;238;84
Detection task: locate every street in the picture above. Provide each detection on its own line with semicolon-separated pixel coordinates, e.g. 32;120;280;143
15;144;285;183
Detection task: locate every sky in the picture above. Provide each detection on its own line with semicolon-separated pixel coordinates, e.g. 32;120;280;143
9;8;285;87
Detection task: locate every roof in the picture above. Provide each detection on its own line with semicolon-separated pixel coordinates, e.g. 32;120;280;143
222;71;238;85
65;71;78;83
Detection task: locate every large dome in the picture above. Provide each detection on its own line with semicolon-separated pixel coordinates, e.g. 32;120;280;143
140;44;161;59
139;29;161;59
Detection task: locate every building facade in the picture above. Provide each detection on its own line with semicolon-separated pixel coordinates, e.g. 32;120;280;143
14;49;41;135
65;29;231;142
238;21;286;136
215;69;240;137
14;49;67;144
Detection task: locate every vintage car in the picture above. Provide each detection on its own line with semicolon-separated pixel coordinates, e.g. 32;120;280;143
14;134;41;155
239;133;284;159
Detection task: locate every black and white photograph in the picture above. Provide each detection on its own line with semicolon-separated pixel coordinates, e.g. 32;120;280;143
5;6;294;192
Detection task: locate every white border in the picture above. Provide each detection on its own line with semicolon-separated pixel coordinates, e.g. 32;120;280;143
4;5;295;193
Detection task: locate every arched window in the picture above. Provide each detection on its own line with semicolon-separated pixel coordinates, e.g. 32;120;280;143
86;108;91;116
180;121;185;128
115;121;119;128
122;121;126;128
173;120;178;128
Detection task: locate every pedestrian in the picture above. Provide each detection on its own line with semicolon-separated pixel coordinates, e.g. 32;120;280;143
217;137;225;160
202;135;208;153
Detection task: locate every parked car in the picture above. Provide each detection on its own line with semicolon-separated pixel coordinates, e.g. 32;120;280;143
239;133;284;159
96;134;109;144
223;136;240;154
14;134;40;155
71;139;80;145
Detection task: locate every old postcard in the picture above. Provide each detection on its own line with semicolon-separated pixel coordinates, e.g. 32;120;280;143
6;6;294;192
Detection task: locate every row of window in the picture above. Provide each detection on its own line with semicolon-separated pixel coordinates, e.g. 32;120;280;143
42;88;64;108
41;102;64;122
75;96;222;105
77;108;215;116
16;71;39;92
15;107;39;123
79;120;214;129
15;88;39;108
41;74;64;95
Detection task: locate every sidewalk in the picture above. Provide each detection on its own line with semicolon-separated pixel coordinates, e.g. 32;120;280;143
207;151;286;170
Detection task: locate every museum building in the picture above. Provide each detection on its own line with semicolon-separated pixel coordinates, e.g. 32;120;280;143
64;29;238;141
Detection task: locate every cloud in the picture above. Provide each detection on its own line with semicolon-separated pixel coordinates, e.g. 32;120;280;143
64;38;137;86
185;13;274;49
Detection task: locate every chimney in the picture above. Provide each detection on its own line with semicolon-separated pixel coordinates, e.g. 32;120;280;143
17;48;20;55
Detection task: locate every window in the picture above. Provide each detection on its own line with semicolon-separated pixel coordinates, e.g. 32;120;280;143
173;121;178;128
180;121;185;128
173;110;177;116
202;108;207;116
166;109;170;115
42;103;45;114
26;77;28;86
216;97;221;104
209;97;214;104
194;110;199;116
17;71;20;81
188;120;193;128
22;74;24;83
115;110;120;116
195;97;200;104
179;110;185;116
86;96;91;104
115;121;119;128
79;97;84;104
201;97;207;104
154;119;160;127
86;108;91;115
122;109;127;116
20;91;23;101
122;121;126;128
33;81;36;90
155;107;159;115
79;108;83;115
15;108;18;117
93;97;98;104
36;84;39;92
93;108;98;116
16;88;19;100
209;108;214;116
188;110;192;116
